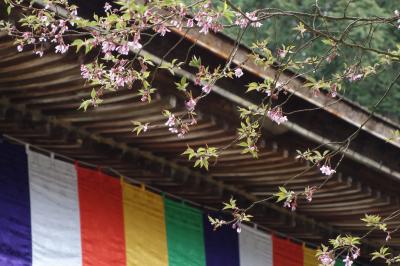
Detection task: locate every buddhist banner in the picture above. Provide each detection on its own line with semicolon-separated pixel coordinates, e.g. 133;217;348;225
273;235;303;266
123;182;168;266
303;246;318;266
77;166;126;266
203;213;240;266
0;142;31;265
238;224;273;266
28;151;82;266
165;198;206;266
0;140;347;266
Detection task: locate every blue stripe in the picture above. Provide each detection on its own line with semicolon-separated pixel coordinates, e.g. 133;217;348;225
0;141;31;265
203;213;240;266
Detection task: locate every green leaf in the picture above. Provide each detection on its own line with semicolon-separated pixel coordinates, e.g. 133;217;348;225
78;100;91;112
90;88;96;99
71;39;85;53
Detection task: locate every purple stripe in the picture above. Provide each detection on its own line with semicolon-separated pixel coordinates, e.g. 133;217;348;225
0;141;31;266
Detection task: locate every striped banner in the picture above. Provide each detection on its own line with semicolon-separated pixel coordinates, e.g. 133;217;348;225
0;141;369;266
165;198;206;266
273;235;303;266
28;151;82;266
203;213;240;266
77;166;126;266
303;246;318;266
123;182;168;266
0;141;31;265
239;224;273;266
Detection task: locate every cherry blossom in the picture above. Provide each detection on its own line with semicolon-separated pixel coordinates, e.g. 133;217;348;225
386;232;391;241
102;41;116;54
283;192;297;211
143;123;149;132
305;186;317;202
351;247;360;260
55;43;69;54
235;11;262;28
128;40;142;51
318;252;335;266
165;114;176;128
187;19;194;28
34;50;44;57
104;2;112;12
155;24;170;36
343;255;353;266
330;83;338;98
320;165;336;176
345;67;363;82
232;222;242;233
267;107;288;125
80;65;91;79
202;84;212;94
277;49;287;58
234;68;244;78
116;44;129;55
185;98;197;112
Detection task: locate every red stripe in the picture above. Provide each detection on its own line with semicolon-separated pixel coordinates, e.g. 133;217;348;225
273;235;303;266
77;166;126;266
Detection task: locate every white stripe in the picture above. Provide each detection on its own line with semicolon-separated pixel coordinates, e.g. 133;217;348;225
239;225;273;266
28;151;82;266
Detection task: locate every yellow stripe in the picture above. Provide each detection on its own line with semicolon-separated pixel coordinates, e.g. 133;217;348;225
123;182;168;266
303;246;319;266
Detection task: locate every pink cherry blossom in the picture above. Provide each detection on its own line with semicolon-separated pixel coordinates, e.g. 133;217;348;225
267;107;288;125
234;68;244;78
330;83;337;98
22;32;31;39
305;186;317;202
35;50;44;57
235;11;262;28
80;65;90;79
116;44;129;55
318;252;334;266
202;84;212;94
386;232;391;241
102;41;116;53
104;2;112;12
277;49;287;58
351;247;360;260
283;193;297;211
232;222;241;233
17;45;23;52
143;123;149;132
155;24;171;36
320;165;336;176
55;43;69;54
187;19;194;28
343;256;353;266
165;114;176;128
185;98;197;111
128;40;142;51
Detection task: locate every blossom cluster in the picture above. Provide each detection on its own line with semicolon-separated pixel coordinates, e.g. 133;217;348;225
320;165;336;176
267;107;288;125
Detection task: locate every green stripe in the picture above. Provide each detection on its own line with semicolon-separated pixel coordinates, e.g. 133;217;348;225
164;198;206;266
335;260;345;266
